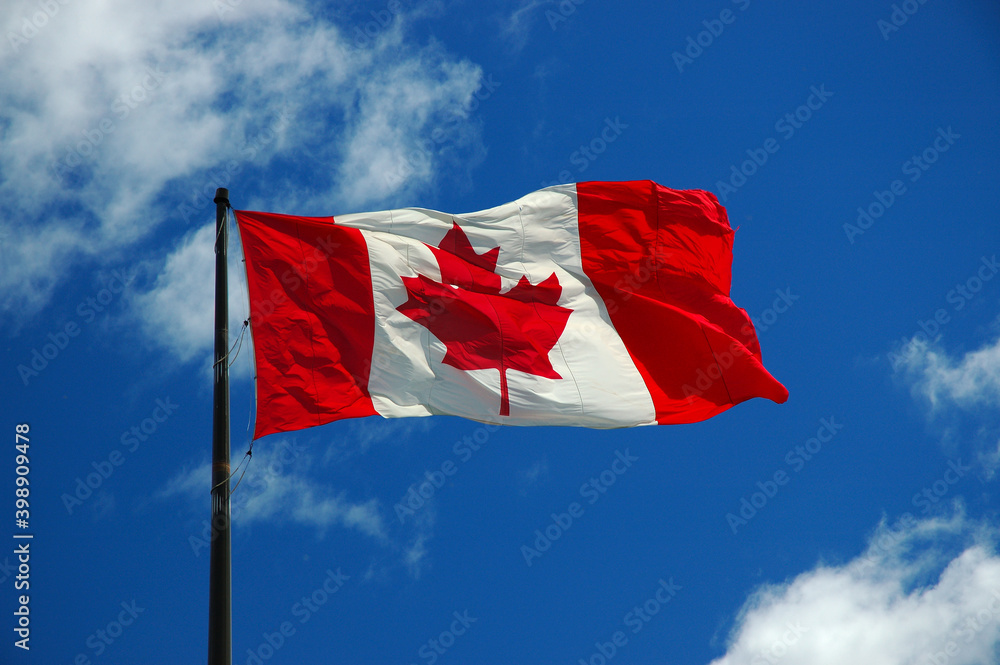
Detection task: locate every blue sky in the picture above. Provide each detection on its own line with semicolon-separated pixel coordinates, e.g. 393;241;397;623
2;0;1000;663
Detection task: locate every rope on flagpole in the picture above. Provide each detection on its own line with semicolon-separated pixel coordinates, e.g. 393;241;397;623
207;196;254;498
227;323;248;368
213;203;250;371
209;200;255;499
213;205;228;252
227;447;252;496
228;207;253;371
210;442;253;496
226;206;260;455
213;319;249;368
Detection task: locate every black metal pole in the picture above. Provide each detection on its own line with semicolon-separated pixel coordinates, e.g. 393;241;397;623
208;187;232;665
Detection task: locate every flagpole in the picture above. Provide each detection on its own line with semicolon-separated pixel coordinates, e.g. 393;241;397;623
208;187;232;665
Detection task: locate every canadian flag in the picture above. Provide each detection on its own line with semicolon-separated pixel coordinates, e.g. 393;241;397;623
234;180;787;439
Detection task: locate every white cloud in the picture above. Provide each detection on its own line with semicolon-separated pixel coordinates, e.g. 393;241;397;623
324;418;434;465
500;0;549;53
518;458;549;495
401;504;435;580
158;438;386;541
709;511;1000;665
898;335;1000;411
134;223;216;363
158;434;445;578
132;217;255;373
520;458;548;483
0;0;485;327
333;32;484;209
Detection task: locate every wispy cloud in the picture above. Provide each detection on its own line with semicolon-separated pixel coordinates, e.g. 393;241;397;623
0;0;485;327
895;330;1000;479
709;510;1000;665
333;29;484;209
323;418;435;465
520;458;548;483
157;434;448;578
500;0;549;52
132;218;255;373
133;223;216;364
517;458;549;495
158;438;387;541
898;333;1000;411
402;507;435;580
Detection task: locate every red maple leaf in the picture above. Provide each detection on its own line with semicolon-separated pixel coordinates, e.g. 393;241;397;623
397;222;573;416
